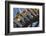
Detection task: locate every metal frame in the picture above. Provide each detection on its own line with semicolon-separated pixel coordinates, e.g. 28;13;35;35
5;1;45;35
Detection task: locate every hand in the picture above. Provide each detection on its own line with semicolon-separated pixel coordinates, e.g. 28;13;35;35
26;8;39;17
